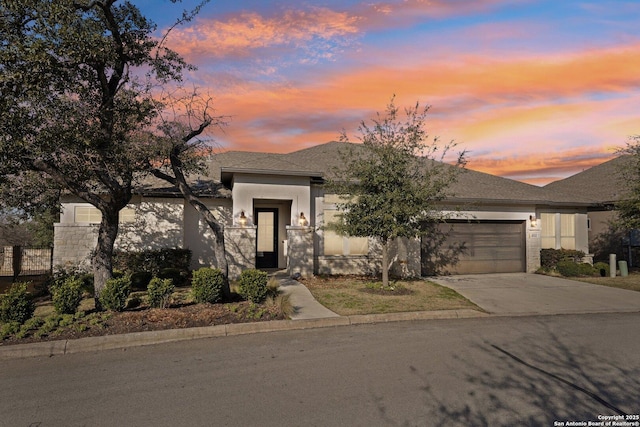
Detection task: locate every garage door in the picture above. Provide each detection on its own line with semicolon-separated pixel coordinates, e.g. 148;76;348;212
422;221;526;275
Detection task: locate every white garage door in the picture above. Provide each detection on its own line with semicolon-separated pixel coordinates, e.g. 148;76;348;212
422;221;526;275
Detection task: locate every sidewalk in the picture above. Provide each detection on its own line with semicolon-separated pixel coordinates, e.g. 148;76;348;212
0;272;485;360
273;271;341;320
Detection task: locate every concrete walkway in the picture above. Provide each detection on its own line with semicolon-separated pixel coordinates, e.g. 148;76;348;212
429;273;640;316
273;271;341;320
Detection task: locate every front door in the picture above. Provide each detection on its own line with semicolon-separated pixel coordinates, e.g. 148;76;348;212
255;208;278;268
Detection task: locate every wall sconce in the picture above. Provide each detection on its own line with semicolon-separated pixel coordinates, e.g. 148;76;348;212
529;215;537;227
239;210;248;227
298;212;308;226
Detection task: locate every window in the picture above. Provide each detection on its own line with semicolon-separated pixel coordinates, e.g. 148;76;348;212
119;208;136;223
323;209;369;256
74;206;136;224
74;206;101;223
540;213;576;249
540;213;556;249
560;214;576;250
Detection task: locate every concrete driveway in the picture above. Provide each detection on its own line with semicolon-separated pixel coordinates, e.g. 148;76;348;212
429;273;640;316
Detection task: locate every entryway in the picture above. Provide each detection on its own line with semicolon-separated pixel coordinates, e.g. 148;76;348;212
255;208;279;269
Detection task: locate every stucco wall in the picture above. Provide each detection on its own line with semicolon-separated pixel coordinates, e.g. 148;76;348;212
316;255;381;276
183;200;232;270
225;226;256;280
287;226;314;277
54;197;231;270
231;174;311;227
117;198;184;251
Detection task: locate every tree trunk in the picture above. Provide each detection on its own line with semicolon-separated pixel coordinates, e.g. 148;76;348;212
92;209;119;310
151;148;231;298
381;238;390;288
184;195;230;298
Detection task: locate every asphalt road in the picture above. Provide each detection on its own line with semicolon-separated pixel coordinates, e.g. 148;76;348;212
2;313;639;426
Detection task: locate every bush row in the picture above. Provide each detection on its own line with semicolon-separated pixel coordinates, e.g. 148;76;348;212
540;248;586;270
2;265;274;329
113;248;191;288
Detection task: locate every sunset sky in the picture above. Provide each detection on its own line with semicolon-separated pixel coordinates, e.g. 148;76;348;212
137;0;640;185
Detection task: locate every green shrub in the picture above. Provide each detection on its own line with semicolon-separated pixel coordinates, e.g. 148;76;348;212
191;267;225;304
556;260;598;277
578;263;596;276
130;271;153;291
540;248;586;270
556;260;581;277
1;321;21;339
158;267;188;287
593;262;610;277
147;277;174;308
0;283;35;325
99;276;131;312
51;277;83;315
48;264;90;293
113;248;191;276
238;269;269;303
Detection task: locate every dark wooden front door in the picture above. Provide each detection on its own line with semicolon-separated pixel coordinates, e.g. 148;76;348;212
255;208;278;268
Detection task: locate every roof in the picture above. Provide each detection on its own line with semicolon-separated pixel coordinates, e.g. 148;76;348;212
132;173;231;198
133;141;616;206
294;142;597;205
544;156;631;205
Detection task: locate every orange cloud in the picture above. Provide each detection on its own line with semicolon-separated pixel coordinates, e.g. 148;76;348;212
168;7;360;61
177;37;640;184
465;146;618;185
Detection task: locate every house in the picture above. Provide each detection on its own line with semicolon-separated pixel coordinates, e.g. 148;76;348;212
544;155;632;262
53;141;595;279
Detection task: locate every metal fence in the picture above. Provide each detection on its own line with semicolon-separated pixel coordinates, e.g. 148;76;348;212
0;246;53;277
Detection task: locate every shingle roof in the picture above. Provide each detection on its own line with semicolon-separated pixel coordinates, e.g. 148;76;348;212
283;142;594;205
198;141;609;206
544;156;631;204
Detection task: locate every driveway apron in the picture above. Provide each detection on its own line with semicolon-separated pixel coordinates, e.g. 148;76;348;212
429;273;640;316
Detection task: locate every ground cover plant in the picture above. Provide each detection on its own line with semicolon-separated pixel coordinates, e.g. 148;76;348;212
301;275;480;316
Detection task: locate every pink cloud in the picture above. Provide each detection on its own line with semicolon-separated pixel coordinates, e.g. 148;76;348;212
167;7;360;61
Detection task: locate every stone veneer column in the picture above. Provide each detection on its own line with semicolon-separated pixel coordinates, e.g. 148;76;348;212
53;223;98;268
526;222;542;272
225;226;256;280
286;226;314;278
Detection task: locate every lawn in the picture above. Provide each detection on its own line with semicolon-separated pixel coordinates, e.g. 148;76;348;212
301;276;480;316
571;271;640;292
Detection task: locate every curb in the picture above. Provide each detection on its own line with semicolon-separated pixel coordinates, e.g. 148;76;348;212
0;309;487;360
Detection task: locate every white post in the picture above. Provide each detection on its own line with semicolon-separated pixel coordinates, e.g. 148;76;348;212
609;253;616;278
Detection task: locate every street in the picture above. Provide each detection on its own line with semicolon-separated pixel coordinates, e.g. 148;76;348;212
1;313;639;426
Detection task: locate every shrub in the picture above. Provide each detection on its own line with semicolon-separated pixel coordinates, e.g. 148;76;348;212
51;277;83;315
158;267;188;287
540;248;586;270
238;269;269;303
556;260;597;277
113;248;191;276
47;265;94;300
99;276;131;312
147;277;175;308
556;260;581;277
593;261;610;277
0;282;35;325
191;267;225;304
578;263;596;277
130;271;153;291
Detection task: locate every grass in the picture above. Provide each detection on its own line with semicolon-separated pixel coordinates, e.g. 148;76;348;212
301;276;480;316
571;271;640;292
